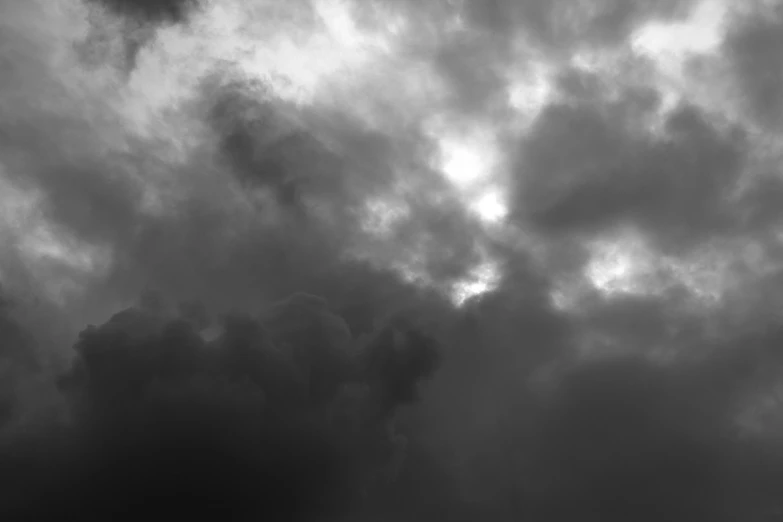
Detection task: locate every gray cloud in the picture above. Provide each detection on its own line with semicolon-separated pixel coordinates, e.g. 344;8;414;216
723;4;783;131
512;87;749;253
77;0;203;74
4;0;783;519
88;0;201;22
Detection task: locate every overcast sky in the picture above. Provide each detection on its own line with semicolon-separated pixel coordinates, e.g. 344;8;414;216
3;0;783;519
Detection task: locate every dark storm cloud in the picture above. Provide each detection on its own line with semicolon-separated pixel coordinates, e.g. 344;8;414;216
0;291;444;519
5;1;783;520
512;87;749;253
88;0;201;23
723;4;783;130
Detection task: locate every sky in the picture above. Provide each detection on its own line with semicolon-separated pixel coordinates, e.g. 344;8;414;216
2;0;783;519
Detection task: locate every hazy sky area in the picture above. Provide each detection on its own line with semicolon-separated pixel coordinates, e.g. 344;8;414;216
2;0;783;520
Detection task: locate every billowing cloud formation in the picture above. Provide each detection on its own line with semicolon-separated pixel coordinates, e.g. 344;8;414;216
5;0;783;519
0;292;441;519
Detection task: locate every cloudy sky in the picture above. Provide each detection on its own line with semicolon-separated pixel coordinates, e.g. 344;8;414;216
3;0;783;519
3;0;783;312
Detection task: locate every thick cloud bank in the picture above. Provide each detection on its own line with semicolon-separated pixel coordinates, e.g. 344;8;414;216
0;292;441;520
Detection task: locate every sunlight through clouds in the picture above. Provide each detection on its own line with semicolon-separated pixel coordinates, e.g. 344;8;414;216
585;230;659;296
451;257;501;306
439;138;487;187
428;120;508;226
469;188;507;223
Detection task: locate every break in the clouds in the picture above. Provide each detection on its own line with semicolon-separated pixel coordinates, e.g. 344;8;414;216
4;0;783;519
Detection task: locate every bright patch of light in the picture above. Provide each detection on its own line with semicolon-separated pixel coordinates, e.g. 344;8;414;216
631;0;729;111
626;0;737;126
451;259;501;306
585;231;660;296
441;142;484;186
436;133;496;188
633;0;727;59
470;188;507;223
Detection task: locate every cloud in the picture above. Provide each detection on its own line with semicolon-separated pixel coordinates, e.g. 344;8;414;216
723;3;783;130
78;0;204;74
88;0;201;23
459;0;689;51
0;292;36;426
512;90;749;253
5;0;783;520
452;352;783;520
0;291;445;519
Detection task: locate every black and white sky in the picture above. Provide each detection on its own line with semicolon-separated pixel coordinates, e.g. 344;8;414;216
2;0;783;520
